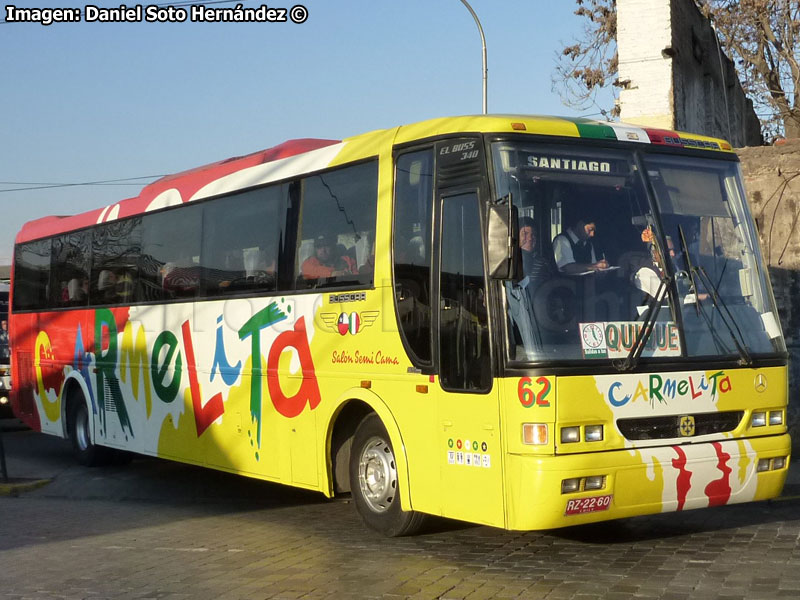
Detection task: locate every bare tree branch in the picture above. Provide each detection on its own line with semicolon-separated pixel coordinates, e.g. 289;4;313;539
555;0;800;140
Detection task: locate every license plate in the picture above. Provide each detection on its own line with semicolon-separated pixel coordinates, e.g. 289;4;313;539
565;494;613;515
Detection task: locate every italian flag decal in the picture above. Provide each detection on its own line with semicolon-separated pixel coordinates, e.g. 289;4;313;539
337;312;361;335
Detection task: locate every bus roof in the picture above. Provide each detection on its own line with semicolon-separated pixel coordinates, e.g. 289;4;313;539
15;115;734;245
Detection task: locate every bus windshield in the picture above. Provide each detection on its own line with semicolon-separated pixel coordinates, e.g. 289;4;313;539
491;141;785;364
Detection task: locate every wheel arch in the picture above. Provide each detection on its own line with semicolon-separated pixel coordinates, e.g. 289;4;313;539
322;388;413;510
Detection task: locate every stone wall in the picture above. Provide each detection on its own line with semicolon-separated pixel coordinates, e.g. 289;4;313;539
737;140;800;442
618;0;762;147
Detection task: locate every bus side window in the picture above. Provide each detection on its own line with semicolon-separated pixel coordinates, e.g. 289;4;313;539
50;231;90;309
12;239;51;311
393;150;434;365
90;218;142;306
439;191;491;392
139;206;201;302
200;184;286;297
294;161;378;290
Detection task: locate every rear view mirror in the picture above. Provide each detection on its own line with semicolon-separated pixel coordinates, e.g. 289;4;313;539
487;199;519;279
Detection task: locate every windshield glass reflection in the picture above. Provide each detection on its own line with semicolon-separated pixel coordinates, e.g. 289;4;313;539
644;154;785;358
492;142;784;363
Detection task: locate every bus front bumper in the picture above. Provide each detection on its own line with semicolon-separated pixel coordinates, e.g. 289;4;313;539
505;434;791;530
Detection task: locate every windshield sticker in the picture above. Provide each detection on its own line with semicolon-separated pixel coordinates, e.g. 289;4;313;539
579;321;681;359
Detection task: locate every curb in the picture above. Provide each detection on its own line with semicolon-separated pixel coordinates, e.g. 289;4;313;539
0;478;52;497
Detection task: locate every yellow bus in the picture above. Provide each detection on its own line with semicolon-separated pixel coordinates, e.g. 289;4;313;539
10;115;790;535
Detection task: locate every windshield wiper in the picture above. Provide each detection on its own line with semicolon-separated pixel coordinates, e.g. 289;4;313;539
613;274;670;372
693;265;752;366
677;226;702;317
677;225;752;366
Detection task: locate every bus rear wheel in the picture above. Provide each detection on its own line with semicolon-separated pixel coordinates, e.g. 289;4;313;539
349;414;427;537
67;399;109;466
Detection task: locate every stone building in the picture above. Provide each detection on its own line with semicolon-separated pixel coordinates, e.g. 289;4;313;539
617;0;762;147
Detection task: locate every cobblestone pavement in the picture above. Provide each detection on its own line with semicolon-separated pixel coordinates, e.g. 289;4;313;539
1;421;800;600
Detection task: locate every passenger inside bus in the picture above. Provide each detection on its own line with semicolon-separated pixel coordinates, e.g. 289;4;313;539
506;216;554;353
552;218;608;274
97;270;117;304
67;277;88;306
301;232;356;281
518;216;553;284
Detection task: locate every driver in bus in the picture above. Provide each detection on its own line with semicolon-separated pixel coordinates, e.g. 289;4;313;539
301;232;356;280
552;219;609;274
518;216;552;284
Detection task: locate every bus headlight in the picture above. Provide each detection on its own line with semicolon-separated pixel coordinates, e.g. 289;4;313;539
561;478;581;493
0;395;7;406
522;423;548;445
584;425;604;442
560;427;580;443
751;412;767;427
584;476;606;490
769;411;784;426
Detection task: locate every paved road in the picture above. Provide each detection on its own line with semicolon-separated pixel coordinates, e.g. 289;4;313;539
1;419;800;600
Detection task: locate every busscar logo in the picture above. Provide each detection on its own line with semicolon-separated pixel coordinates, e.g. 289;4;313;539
320;311;379;335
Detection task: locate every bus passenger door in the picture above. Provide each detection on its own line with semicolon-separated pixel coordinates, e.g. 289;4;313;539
435;189;505;528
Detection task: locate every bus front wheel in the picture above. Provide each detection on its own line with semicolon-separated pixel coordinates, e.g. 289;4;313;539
349;414;426;536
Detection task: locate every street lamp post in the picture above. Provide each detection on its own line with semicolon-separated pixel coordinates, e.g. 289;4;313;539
458;0;487;115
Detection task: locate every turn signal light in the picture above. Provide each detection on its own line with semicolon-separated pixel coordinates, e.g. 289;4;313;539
523;423;548;445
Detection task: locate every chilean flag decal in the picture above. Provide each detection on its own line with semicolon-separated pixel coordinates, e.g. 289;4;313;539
337;312;361;335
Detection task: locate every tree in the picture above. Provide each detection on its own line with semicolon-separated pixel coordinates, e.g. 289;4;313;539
554;0;620;120
554;0;800;140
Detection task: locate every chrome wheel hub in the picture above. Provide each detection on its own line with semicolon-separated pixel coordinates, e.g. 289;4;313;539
358;437;397;513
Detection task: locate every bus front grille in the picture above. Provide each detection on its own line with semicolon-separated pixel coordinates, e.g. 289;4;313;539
617;411;744;441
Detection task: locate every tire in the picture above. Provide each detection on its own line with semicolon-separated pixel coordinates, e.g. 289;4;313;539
349;414;427;536
67;399;107;466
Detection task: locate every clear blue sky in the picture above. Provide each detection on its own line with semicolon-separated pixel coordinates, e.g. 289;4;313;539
1;0;614;265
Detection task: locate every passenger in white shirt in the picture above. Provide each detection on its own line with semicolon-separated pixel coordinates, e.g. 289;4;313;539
552;220;608;274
